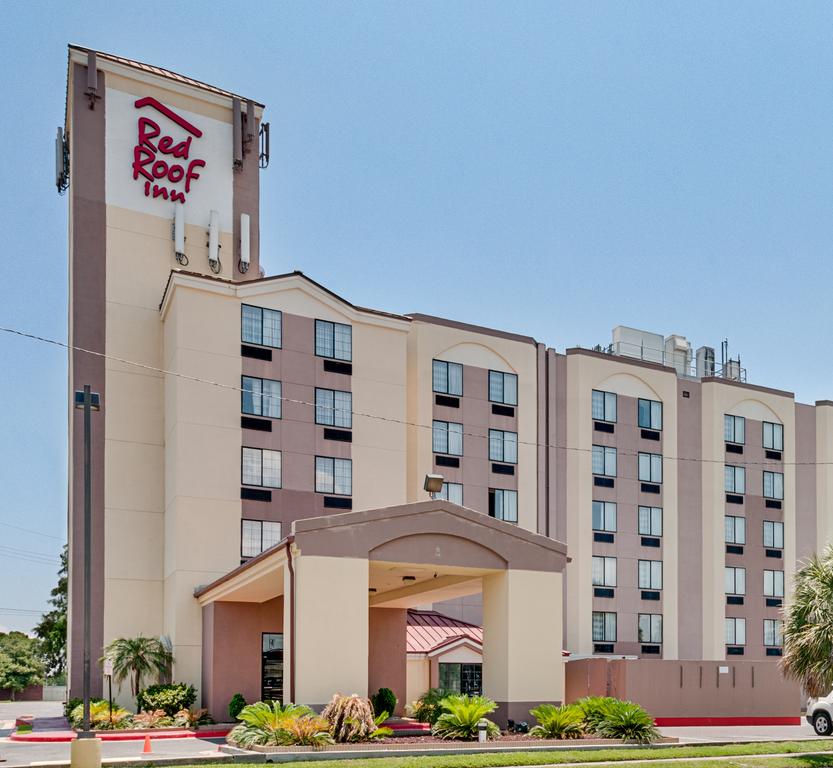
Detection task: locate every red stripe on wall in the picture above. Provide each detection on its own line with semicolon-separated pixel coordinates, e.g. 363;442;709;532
655;716;802;727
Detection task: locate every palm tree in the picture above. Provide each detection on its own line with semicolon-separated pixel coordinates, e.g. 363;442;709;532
101;636;174;701
782;544;833;697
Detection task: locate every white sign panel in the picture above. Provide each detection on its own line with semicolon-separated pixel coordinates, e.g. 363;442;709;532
105;87;233;231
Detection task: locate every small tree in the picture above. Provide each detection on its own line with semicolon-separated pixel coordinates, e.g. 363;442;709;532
782;545;833;696
101;636;174;703
0;632;45;699
34;545;68;680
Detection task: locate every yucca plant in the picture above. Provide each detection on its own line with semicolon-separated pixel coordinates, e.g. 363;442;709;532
322;693;382;743
431;694;500;740
593;700;659;744
228;700;314;747
782;546;833;697
575;696;616;733
283;715;335;747
529;703;584;739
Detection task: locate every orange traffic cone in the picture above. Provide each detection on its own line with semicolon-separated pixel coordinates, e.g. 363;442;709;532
143;735;152;754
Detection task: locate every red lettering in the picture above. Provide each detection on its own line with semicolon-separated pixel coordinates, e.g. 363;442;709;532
168;164;184;183
170;190;186;204
144;180;151;197
152;159;169;179
158;136;174;154
137;117;160;151
152;184;169;199
172;137;192;159
133;145;154;182
184;159;205;193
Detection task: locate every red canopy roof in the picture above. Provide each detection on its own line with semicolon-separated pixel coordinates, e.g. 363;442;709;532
406;609;482;654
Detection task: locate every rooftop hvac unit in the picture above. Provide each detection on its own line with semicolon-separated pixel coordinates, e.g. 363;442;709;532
664;334;691;375
725;360;742;381
696;346;715;378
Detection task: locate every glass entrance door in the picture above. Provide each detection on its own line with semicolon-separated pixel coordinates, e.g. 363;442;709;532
262;633;284;703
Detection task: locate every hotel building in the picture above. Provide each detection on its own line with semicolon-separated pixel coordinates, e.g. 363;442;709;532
63;46;829;720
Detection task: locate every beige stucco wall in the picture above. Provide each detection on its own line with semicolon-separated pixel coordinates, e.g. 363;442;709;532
700;382;795;660
482;569;563;705
816;404;833;551
405;657;430;709
406;321;538;531
292;555;369;705
564;353;680;657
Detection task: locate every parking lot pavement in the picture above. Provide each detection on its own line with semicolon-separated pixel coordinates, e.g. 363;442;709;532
660;722;819;743
0;735;226;767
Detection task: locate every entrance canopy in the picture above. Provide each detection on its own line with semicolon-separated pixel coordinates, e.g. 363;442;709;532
195;500;568;722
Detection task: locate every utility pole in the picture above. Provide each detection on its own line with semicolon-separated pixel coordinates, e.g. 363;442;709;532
71;385;101;768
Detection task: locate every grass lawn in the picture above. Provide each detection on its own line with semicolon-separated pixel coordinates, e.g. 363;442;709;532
189;741;833;768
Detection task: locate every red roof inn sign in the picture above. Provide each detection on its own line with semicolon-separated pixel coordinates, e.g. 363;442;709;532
132;97;205;203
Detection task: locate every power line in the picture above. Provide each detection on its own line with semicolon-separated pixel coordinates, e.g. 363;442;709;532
0;323;825;468
0;521;64;541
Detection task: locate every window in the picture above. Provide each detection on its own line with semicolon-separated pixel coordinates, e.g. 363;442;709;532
489;489;518;523
638;560;663;590
433;420;463;456
315;456;352;495
439;663;482;696
433;360;463;396
764;569;785;597
725;515;746;545
638;399;663;430
725;617;746;646
241;520;282;558
592;445;617;476
592;556;617;587
592;390;617;422
725;566;746;595
242;376;281;419
725;465;746;494
763;471;784;500
764;619;783;647
436;482;463;505
593;501;617;532
489;430;518;463
315;388;352;428
242;447;281;488
764;520;784;549
724;414;746;444
315;319;352;361
763;422;784;451
638;614;663;644
241;305;282;348
592;611;617;642
638;506;663;537
489;371;518;405
638;453;663;483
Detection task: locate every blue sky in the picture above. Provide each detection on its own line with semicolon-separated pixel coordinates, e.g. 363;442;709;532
1;1;832;632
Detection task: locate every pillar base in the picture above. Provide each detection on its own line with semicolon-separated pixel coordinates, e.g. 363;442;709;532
70;736;102;768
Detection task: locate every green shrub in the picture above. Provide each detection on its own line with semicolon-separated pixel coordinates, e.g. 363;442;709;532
136;682;196;716
431;694;501;741
410;688;451;726
371;687;397;719
228;701;315;747
283;715;335;747
132;709;173;728
173;707;214;727
575;696;616;733
65;697;106;719
228;692;247;721
529;703;584;740
592;700;659;744
69;700;132;730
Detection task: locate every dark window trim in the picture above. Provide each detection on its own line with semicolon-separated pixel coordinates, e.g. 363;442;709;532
314;455;352;496
314;386;353;429
241;304;283;350
432;359;464;397
241;375;282;420
314;318;353;362
488;369;518;406
241;446;281;489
